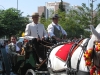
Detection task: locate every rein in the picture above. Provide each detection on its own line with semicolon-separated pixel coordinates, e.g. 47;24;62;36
39;43;51;48
42;40;54;45
71;39;84;56
39;40;55;48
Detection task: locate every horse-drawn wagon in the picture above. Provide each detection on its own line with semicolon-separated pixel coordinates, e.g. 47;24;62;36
0;37;55;75
1;24;100;75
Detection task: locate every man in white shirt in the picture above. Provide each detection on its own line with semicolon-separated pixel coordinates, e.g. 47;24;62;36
25;12;48;40
47;14;67;42
25;12;48;64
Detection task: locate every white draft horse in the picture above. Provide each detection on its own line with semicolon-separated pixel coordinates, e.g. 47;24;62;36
47;23;100;75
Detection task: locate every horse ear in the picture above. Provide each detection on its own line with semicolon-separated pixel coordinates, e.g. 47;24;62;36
90;24;100;40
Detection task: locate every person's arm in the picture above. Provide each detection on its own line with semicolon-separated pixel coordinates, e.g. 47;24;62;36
42;24;48;40
47;24;55;37
52;36;61;41
60;26;67;36
24;24;34;40
25;24;31;36
60;26;67;39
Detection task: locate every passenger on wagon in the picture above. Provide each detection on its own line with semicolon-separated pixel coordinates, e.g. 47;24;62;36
25;12;48;64
8;35;22;55
47;14;67;43
8;35;22;66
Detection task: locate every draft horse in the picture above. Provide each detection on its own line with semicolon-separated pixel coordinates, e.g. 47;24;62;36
47;24;100;75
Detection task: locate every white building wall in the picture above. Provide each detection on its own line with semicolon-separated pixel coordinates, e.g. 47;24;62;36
45;1;70;19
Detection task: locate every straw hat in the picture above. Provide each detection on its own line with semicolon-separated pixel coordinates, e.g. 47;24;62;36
32;12;39;17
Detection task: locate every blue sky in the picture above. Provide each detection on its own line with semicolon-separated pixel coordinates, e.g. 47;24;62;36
0;0;99;16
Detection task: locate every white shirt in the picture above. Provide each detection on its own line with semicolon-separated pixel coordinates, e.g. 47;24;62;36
47;22;67;37
25;22;48;40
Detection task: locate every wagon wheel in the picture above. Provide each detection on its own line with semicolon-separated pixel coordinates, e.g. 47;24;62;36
25;69;36;75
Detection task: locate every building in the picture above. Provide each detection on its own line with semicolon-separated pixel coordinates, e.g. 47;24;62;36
38;1;70;19
38;6;46;17
37;1;84;19
45;1;70;19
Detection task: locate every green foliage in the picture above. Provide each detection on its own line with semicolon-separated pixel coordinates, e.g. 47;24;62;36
0;8;29;38
40;12;51;29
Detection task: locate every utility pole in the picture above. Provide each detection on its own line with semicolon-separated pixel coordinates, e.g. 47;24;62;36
90;0;96;25
17;0;18;10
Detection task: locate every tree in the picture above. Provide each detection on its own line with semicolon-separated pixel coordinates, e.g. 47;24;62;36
0;10;6;37
40;12;51;29
65;11;84;38
59;0;65;12
92;3;100;26
0;8;29;38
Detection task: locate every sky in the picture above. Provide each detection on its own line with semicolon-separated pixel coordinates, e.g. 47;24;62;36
0;0;99;16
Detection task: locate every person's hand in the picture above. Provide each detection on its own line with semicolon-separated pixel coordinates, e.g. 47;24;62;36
63;35;67;39
56;37;61;41
41;37;45;41
36;38;40;41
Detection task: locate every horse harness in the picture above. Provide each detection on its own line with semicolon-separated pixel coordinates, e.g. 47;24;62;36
92;41;100;70
66;38;90;75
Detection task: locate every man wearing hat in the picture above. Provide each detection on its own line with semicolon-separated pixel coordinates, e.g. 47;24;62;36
25;12;48;40
25;12;48;64
47;14;67;42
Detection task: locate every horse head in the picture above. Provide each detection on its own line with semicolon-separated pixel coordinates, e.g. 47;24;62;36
47;23;100;75
84;23;100;75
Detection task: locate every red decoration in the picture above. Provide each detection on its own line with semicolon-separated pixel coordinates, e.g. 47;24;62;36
90;66;96;75
84;48;92;66
84;41;100;75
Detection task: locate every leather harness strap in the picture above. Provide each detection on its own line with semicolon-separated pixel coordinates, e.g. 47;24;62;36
66;38;90;75
71;39;83;56
65;39;83;69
